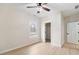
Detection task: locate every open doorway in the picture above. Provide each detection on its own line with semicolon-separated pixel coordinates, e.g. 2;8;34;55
45;23;51;42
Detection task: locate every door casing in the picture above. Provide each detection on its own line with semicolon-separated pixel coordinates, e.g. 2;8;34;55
41;20;52;43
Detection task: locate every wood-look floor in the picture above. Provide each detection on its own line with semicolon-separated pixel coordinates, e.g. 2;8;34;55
2;42;79;55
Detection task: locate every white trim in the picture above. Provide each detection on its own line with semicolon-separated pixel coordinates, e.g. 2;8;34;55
0;40;40;54
41;20;52;43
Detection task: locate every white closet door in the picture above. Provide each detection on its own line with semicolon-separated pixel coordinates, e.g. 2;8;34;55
67;22;76;44
75;22;79;44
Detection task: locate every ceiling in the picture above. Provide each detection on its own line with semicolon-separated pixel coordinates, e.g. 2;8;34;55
25;3;79;18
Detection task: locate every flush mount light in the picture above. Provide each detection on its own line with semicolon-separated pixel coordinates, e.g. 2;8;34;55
75;5;79;9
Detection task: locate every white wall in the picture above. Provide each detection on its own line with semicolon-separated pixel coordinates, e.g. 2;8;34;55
0;4;41;53
51;12;65;47
65;14;79;23
41;10;65;47
61;14;65;46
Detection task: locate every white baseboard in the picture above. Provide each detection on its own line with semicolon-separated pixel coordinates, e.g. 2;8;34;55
0;40;41;54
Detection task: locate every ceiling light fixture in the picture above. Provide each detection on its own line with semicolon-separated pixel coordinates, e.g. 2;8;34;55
37;6;43;13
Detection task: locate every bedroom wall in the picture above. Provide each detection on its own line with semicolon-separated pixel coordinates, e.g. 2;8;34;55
0;4;41;54
61;14;65;46
51;11;65;47
41;10;65;47
65;14;79;23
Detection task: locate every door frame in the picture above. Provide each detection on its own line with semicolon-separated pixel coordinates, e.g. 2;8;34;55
41;20;51;43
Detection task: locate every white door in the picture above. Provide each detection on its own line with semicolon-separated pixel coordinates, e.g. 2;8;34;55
75;22;79;44
67;22;77;44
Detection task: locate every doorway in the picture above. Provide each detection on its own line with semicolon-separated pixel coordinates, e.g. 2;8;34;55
45;23;51;42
